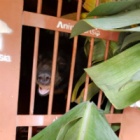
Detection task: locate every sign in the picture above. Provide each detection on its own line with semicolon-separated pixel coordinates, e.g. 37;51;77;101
0;19;12;62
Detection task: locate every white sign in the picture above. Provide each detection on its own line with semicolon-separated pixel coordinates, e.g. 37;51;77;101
0;54;11;62
0;20;12;62
56;20;100;37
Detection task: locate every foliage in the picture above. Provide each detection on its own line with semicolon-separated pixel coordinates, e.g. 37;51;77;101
72;38;119;103
85;43;140;109
70;0;140;38
71;0;140;109
30;102;119;140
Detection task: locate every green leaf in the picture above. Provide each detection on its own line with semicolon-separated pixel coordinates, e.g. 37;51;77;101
84;38;119;63
30;102;119;140
111;124;120;132
85;43;140;109
92;40;119;61
70;20;93;38
30;102;85;140
75;82;99;104
104;101;111;114
119;70;140;91
131;70;140;82
63;102;119;140
121;32;140;50
84;38;106;63
111;26;140;32
56;118;81;140
70;9;140;38
87;0;140;17
71;73;86;102
109;41;119;55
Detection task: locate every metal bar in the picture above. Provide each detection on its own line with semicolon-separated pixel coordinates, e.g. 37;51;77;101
22;11;119;41
110;105;115;114
76;0;83;21
83;38;94;101
47;32;59;114
104;40;110;60
95;0;100;7
66;0;82;112
97;90;103;109
106;114;123;124
28;0;42;139
17;115;62;126
16;114;123;126
97;40;110;109
66;36;78;112
48;0;62;115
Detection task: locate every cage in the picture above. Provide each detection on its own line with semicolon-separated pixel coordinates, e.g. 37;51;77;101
0;0;140;140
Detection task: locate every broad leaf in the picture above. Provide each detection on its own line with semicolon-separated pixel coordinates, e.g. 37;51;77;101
71;73;86;102
30;103;84;140
30;102;119;140
111;26;140;32
56;118;81;140
87;0;140;17
84;38;118;63
75;82;99;104
121;32;140;50
85;43;140;109
84;38;106;63
120;70;140;91
70;9;140;38
72;39;118;103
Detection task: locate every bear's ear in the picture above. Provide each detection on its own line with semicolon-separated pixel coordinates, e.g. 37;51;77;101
58;56;66;65
38;54;43;62
57;56;67;71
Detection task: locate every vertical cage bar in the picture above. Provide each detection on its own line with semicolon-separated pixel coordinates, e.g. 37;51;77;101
95;0;100;7
104;40;110;60
97;40;110;109
76;0;83;20
83;38;94;101
28;0;42;139
83;0;99;102
66;36;78;112
66;0;83;112
110;105;115;114
97;90;103;109
48;0;62;115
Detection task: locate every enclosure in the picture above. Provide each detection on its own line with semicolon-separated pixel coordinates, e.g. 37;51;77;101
0;0;140;140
